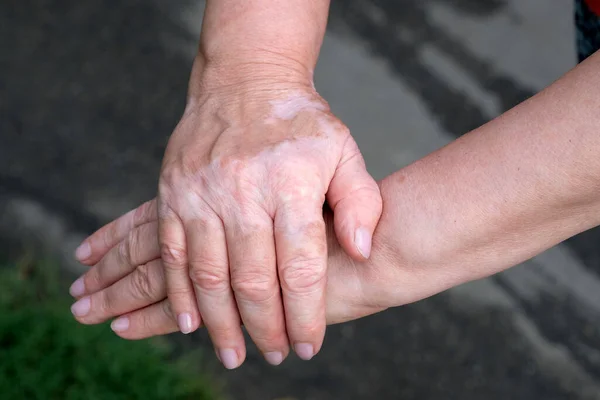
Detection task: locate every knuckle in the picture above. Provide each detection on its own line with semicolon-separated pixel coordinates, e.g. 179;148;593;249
160;243;187;268
139;309;154;333
126;229;140;264
83;269;101;292
231;269;276;302
194;215;222;232
131;263;156;301
338;125;351;137
277;182;320;203
279;257;326;293
117;238;132;265
133;200;153;224
94;290;112;318
103;222;119;250
189;263;230;293
159;163;180;185
162;300;175;321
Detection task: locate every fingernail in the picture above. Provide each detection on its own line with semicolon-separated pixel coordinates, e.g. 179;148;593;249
355;227;372;259
71;297;91;317
264;351;284;366
69;277;86;297
75;242;91;261
294;343;314;361
177;313;193;334
111;317;130;332
218;349;239;370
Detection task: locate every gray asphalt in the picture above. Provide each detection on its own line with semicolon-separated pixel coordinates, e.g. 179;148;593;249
2;0;600;399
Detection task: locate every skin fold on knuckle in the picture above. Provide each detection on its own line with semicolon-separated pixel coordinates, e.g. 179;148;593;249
158;161;185;188
83;268;101;293
279;256;326;295
160;242;187;270
139;309;156;335
117;236;133;266
230;270;277;303
126;228;142;265
162;299;176;321
188;263;230;294
130;263;158;302
101;220;120;253
84;291;111;323
133;200;156;225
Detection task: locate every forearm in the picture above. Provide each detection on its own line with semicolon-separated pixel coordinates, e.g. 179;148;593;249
189;0;330;95
376;51;600;292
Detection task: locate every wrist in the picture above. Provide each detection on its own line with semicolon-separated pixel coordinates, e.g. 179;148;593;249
187;51;315;101
364;173;486;308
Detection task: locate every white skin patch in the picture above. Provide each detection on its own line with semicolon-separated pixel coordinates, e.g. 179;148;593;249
269;92;328;120
174;91;342;231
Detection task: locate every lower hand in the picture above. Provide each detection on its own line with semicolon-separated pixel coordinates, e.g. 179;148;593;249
69;198;399;366
70;196;467;367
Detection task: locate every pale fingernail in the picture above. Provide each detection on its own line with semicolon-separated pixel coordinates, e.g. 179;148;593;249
71;297;91;317
111;317;130;332
294;343;314;361
75;242;91;261
218;349;239;370
69;277;86;297
355;227;372;259
177;313;193;334
264;351;284;366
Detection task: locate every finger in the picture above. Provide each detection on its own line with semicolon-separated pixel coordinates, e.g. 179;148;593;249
70;221;160;298
327;141;382;261
110;300;180;340
75;199;157;265
186;217;247;370
275;199;327;361
226;211;289;367
71;259;166;325
159;205;201;335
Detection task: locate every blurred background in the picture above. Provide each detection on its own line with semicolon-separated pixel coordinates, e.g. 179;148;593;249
2;0;600;399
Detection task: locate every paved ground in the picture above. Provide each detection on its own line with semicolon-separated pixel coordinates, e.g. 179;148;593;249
3;0;600;399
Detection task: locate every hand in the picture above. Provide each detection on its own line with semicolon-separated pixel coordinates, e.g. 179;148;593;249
71;195;484;368
70;199;393;364
75;64;382;367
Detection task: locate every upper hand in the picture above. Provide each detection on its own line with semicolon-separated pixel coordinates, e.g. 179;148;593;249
77;63;382;367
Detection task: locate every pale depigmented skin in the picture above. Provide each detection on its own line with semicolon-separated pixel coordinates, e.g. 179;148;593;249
269;91;328;120
175;91;344;225
157;86;382;367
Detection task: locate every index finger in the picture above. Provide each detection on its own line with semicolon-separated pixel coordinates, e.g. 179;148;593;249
75;199;157;265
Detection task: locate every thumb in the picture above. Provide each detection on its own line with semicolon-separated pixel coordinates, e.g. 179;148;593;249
326;141;382;261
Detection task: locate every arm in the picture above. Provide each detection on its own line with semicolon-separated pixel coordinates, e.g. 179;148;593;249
76;0;383;369
190;0;330;92
357;50;600;309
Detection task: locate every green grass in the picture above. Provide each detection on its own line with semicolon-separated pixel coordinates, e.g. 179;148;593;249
0;257;216;400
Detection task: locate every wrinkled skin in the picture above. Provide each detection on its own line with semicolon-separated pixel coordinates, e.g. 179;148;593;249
71;199;396;367
74;81;382;368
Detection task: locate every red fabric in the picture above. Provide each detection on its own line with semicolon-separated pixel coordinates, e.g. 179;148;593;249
586;0;600;15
